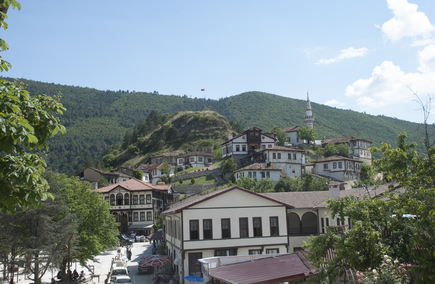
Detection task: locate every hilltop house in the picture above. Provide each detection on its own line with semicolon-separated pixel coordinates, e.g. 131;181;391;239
221;127;276;164
162;183;395;284
234;163;282;182
137;163;175;185
322;136;372;164
252;146;306;178
305;155;363;189
151;151;214;169
282;126;302;146
95;178;175;235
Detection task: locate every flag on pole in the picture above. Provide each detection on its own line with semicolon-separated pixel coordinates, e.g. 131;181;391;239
201;89;205;91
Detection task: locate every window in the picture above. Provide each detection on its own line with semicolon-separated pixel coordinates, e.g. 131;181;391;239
105;196;109;201
242;145;246;151
124;194;129;205
116;193;123;205
140;212;145;221
110;194;115;206
248;172;252;178
215;249;237;256
261;172;265;178
133;195;138;205
203;219;212;240
288;153;292;159
249;250;262;255
253;172;256;178
198;157;203;162
266;249;279;254
140;195;145;204
128;212;132;222
333;162;337;169
253;217;262;237
236;145;240;151
146;195;151;204
221;219;231;239
270;217;279;236
133;212;138;221
239;218;248;238
338;162;342;169
266;172;270;178
277;153;281;159
293;153;296;160
273;153;276;159
190;157;195;162
208;158;212;163
147;211;152;221
190;220;199;240
321;218;325;234
323;164;328;170
188;253;203;276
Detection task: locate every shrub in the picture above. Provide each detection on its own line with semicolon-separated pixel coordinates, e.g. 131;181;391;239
177;166;184;172
191;177;196;184
179;178;184;185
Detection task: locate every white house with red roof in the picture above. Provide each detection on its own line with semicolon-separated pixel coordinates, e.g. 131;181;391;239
234;163;281;182
137;163;175;185
322;136;372;164
95;178;174;235
306;155;363;189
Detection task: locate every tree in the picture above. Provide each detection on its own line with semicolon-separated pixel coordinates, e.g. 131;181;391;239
270;126;287;146
234;176;274;193
190;177;195;184
46;174;119;278
0;176;76;284
296;126;317;144
222;158;237;173
160;161;172;184
0;0;21;71
0;80;66;213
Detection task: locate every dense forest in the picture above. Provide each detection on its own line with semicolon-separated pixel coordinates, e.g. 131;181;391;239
2;77;429;175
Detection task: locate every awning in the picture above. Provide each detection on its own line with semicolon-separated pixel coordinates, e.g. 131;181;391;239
128;224;154;230
147;231;163;240
209;253;315;284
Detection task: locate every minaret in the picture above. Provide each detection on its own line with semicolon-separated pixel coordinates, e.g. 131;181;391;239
304;92;314;129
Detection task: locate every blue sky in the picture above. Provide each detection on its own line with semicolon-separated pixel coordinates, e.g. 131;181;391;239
3;0;435;124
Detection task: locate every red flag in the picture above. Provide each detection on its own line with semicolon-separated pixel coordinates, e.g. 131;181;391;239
201;89;205;91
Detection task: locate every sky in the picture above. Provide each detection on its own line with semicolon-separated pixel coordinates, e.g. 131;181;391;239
3;0;435;124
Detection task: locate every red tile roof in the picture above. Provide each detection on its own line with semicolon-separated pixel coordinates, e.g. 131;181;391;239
322;136;371;145
162;185;294;214
262;146;305;152
94;178;170;193
282;125;299;132
311;155;363;163
209;253;314;284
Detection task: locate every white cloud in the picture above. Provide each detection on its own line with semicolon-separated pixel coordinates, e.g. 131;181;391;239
324;99;345;107
317;47;368;65
345;54;435;108
382;0;434;42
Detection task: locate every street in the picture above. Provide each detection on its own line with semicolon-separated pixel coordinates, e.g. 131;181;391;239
126;241;154;284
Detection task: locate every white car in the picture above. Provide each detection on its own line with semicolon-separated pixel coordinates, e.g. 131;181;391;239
112;275;132;284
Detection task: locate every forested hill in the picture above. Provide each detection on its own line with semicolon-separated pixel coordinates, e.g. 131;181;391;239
4;77;428;175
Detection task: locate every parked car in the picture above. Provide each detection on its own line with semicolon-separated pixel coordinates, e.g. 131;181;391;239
137;261;154;274
110;267;128;283
112;275;132;284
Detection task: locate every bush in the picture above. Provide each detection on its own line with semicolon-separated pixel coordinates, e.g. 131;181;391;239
185;165;191;170
179;178;184;185
191;177;196;184
177;166;184;172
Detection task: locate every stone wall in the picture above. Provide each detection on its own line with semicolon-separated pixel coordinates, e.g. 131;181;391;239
172;168;221;182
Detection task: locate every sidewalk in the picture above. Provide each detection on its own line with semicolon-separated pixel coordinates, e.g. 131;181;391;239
0;244;139;284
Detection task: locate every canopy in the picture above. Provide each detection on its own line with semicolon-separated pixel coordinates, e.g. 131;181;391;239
184;275;204;282
139;255;171;267
147;231;163;240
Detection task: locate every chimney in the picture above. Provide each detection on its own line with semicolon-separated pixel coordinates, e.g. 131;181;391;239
329;182;340;200
228;134;233;140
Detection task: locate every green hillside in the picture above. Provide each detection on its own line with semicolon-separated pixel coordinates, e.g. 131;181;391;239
3;78;429;175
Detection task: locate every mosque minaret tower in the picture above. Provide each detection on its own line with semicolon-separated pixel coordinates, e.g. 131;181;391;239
304;92;314;129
